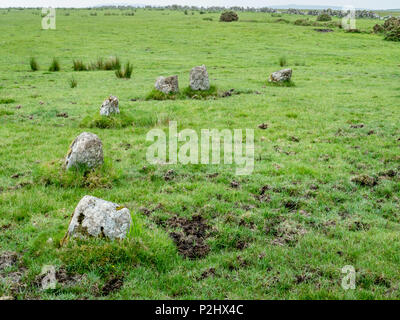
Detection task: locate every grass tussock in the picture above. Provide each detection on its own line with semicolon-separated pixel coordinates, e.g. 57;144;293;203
30;57;39;71
115;62;133;79
69;77;77;88
279;56;288;67
0;98;16;104
33;159;120;189
49;58;60;72
267;80;295;87
73;59;88;71
80;111;134;129
146;85;218;101
181;85;218;99
317;14;332;22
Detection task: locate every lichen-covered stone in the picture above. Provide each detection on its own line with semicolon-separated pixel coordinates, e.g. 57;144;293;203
189;65;210;91
100;95;119;116
155;75;179;94
68;195;132;240
65;132;103;170
269;68;292;83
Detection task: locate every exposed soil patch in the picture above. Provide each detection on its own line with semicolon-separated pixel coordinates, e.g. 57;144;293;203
350;123;365;129
35;267;84;289
348;220;371;232
168;215;210;259
56;112;68;118
258;123;268;130
230;180;240;188
221;88;235;97
101;276;124;296
351;174;378;187
164;169;175;181
0;251;18;271
314;28;333;32
198;267;216;280
267;220;307;246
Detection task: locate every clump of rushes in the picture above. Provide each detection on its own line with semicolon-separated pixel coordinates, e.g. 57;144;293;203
279;56;287;67
104;56;121;70
115;62;133;79
73;59;87;71
49;58;60;72
30;57;39;71
69;77;77;88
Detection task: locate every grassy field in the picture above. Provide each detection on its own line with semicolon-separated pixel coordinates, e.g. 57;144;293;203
1;8;400;300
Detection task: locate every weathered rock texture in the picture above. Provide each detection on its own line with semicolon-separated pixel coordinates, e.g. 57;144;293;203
100;95;119;116
65;132;103;170
269;68;293;83
154;75;179;94
68;195;132;240
189;65;210;91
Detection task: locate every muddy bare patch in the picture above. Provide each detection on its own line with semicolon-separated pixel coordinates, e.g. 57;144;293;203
314;28;333;32
267;220;307;246
168;215;210;259
101;276;124;296
351;174;378;187
198;267;216;280
0;251;18;271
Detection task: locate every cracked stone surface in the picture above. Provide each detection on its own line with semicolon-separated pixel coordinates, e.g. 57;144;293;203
269;68;292;83
100;95;120;116
68;195;132;240
65;132;103;170
155;75;179;94
189;65;210;91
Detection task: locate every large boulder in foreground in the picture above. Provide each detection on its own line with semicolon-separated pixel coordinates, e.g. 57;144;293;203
65;132;103;170
68;195;132;240
269;68;292;83
100;95;119;116
155;75;179;94
189;65;210;91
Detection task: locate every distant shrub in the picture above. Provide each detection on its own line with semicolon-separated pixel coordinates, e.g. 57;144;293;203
80;111;134;129
184;10;188;15
317;14;332;22
384;25;400;41
383;17;400;31
294;19;312;26
220;11;239;22
69;77;77;88
73;59;87;71
115;62;133;79
30;57;39;71
122;12;135;16
275;18;290;24
49;58;60;72
203;17;213;21
373;24;385;34
279;56;288;67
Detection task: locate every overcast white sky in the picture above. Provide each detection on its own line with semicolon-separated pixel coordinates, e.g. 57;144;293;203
0;1;398;10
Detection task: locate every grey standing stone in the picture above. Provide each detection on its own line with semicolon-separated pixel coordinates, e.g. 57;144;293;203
68;195;132;240
65;132;103;170
100;95;119;116
190;65;210;91
269;68;292;83
155;75;179;94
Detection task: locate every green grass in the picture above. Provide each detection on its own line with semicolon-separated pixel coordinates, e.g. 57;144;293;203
80;111;135;129
1;8;400;300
